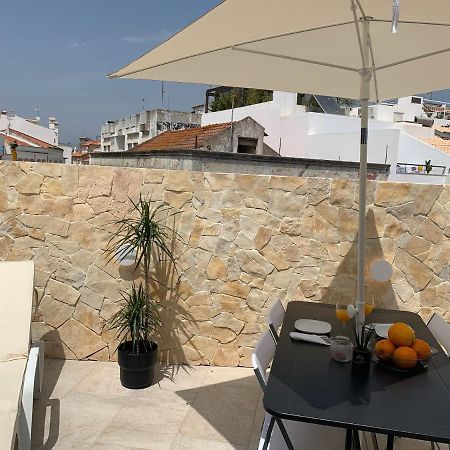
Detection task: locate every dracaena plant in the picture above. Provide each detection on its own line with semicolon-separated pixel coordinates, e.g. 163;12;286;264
353;323;375;351
109;283;162;353
106;195;178;352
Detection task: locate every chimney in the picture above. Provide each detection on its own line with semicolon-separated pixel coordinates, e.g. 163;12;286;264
49;117;58;130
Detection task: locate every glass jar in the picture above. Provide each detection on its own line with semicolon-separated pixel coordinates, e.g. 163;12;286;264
330;336;353;363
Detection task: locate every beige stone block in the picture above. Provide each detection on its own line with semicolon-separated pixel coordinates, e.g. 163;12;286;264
399;235;432;262
413;184;443;215
58;318;106;359
338;208;359;241
374;182;414;207
394;249;434;291
261;248;290;271
46;216;70;237
247;289;269;311
384;214;408;239
47;278;80;305
204;172;234;191
307;178;330;206
43;194;73;218
237;333;258;348
329;179;356;208
89;169;113;198
269;175;306;192
18;193;45;214
239;346;253;367
70;248;95;272
223;280;251;299
213;313;245;334
41;177;64;196
211;327;236;344
39;295;74;328
298;279;321;299
55;261;86;289
235;309;259;323
32;162;63;178
185;292;211;307
79;287;104;310
269;189;307;219
85;264;122;302
212;341;240;367
74;301;104;334
189;305;212;321
428;202;449;230
216;294;241;313
207;257;227;280
254;226;272;250
164;170;195;192
15;172;43;194
189;336;218;362
16;214;46;229
388;202;424;233
279;217;302;236
416;218;443;244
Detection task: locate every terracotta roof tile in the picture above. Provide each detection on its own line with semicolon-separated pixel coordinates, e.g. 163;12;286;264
9;129;55;148
419;136;450;155
0;133;31;147
131;123;230;152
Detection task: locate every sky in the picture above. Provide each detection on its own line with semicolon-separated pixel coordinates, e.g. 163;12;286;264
0;0;220;146
2;1;450;147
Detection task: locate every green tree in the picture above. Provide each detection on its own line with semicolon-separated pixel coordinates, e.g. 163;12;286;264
211;88;273;112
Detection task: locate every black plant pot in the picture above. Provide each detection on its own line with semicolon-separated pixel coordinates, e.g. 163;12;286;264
352;348;371;368
117;340;158;389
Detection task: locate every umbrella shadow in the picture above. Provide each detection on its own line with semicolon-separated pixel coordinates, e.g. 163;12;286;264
321;208;398;311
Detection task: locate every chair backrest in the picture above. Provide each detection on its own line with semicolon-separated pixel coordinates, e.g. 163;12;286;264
0;261;35;359
252;330;276;391
427;313;450;356
268;299;285;342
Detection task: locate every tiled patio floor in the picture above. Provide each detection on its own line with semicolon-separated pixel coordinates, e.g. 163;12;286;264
31;360;433;450
31;360;264;450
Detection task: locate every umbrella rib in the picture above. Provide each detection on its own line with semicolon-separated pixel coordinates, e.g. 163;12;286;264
351;0;365;68
371;19;450;27
377;47;450;71
232;47;358;72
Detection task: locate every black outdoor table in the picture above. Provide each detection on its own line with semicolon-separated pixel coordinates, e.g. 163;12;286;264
264;301;450;450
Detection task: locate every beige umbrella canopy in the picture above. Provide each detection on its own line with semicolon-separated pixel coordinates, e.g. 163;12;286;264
110;0;450;330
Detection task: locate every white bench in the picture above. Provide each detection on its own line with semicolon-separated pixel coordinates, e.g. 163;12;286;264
0;261;44;450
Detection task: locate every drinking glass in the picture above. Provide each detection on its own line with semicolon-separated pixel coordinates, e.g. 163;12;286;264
335;301;354;331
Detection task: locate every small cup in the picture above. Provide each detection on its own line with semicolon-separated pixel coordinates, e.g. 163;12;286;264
330;336;353;363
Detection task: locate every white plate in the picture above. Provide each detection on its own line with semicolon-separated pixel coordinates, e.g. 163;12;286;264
294;319;331;335
372;323;393;339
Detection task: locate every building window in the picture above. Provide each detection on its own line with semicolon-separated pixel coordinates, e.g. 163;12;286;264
237;137;258;155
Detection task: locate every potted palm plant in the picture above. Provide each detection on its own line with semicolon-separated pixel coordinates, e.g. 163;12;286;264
107;196;176;389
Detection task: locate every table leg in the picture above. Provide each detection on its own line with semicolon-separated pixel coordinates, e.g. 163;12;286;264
386;435;394;450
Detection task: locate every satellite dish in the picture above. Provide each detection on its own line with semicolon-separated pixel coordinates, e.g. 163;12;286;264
370;260;393;283
116;244;137;267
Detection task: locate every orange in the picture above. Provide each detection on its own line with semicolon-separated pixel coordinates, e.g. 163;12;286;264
388;323;415;347
393;346;418;369
375;339;396;360
411;339;431;360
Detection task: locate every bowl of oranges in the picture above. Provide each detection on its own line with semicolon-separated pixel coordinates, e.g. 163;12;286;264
372;322;432;372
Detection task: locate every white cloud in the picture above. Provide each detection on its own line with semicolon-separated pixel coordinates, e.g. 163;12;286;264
121;30;172;44
67;38;86;49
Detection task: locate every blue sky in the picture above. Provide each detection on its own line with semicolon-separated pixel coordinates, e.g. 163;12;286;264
0;0;220;145
2;0;450;146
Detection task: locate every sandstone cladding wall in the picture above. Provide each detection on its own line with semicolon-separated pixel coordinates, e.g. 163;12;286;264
0;162;449;366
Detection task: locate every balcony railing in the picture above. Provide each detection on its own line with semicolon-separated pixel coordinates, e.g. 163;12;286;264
396;163;447;176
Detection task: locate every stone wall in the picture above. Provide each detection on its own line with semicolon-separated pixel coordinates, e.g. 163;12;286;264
0;161;449;366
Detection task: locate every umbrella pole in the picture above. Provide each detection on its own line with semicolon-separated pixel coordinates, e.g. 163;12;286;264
356;18;372;336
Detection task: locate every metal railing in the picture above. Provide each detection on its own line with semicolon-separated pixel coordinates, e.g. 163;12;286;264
396;163;447;176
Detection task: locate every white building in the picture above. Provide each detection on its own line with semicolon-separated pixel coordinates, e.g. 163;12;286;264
202;92;450;184
101;109;201;153
0;110;73;163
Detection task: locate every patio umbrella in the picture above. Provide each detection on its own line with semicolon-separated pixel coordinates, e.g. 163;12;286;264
110;0;450;331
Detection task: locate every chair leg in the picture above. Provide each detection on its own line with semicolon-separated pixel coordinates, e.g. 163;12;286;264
386;435;394;450
371;433;380;450
346;429;353;450
262;417;275;450
18;341;44;450
275;418;295;450
353;430;362;450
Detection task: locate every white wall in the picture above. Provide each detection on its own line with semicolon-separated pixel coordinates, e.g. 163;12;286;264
202;92;450;184
0;114;58;146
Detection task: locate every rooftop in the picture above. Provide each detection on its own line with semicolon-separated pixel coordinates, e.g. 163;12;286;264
131;123;230;152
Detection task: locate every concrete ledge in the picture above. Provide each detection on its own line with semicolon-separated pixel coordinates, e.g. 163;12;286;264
91;149;390;180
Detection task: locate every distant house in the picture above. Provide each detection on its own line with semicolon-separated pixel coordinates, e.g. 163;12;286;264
130;116;278;156
72;138;101;165
101;109;201;152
